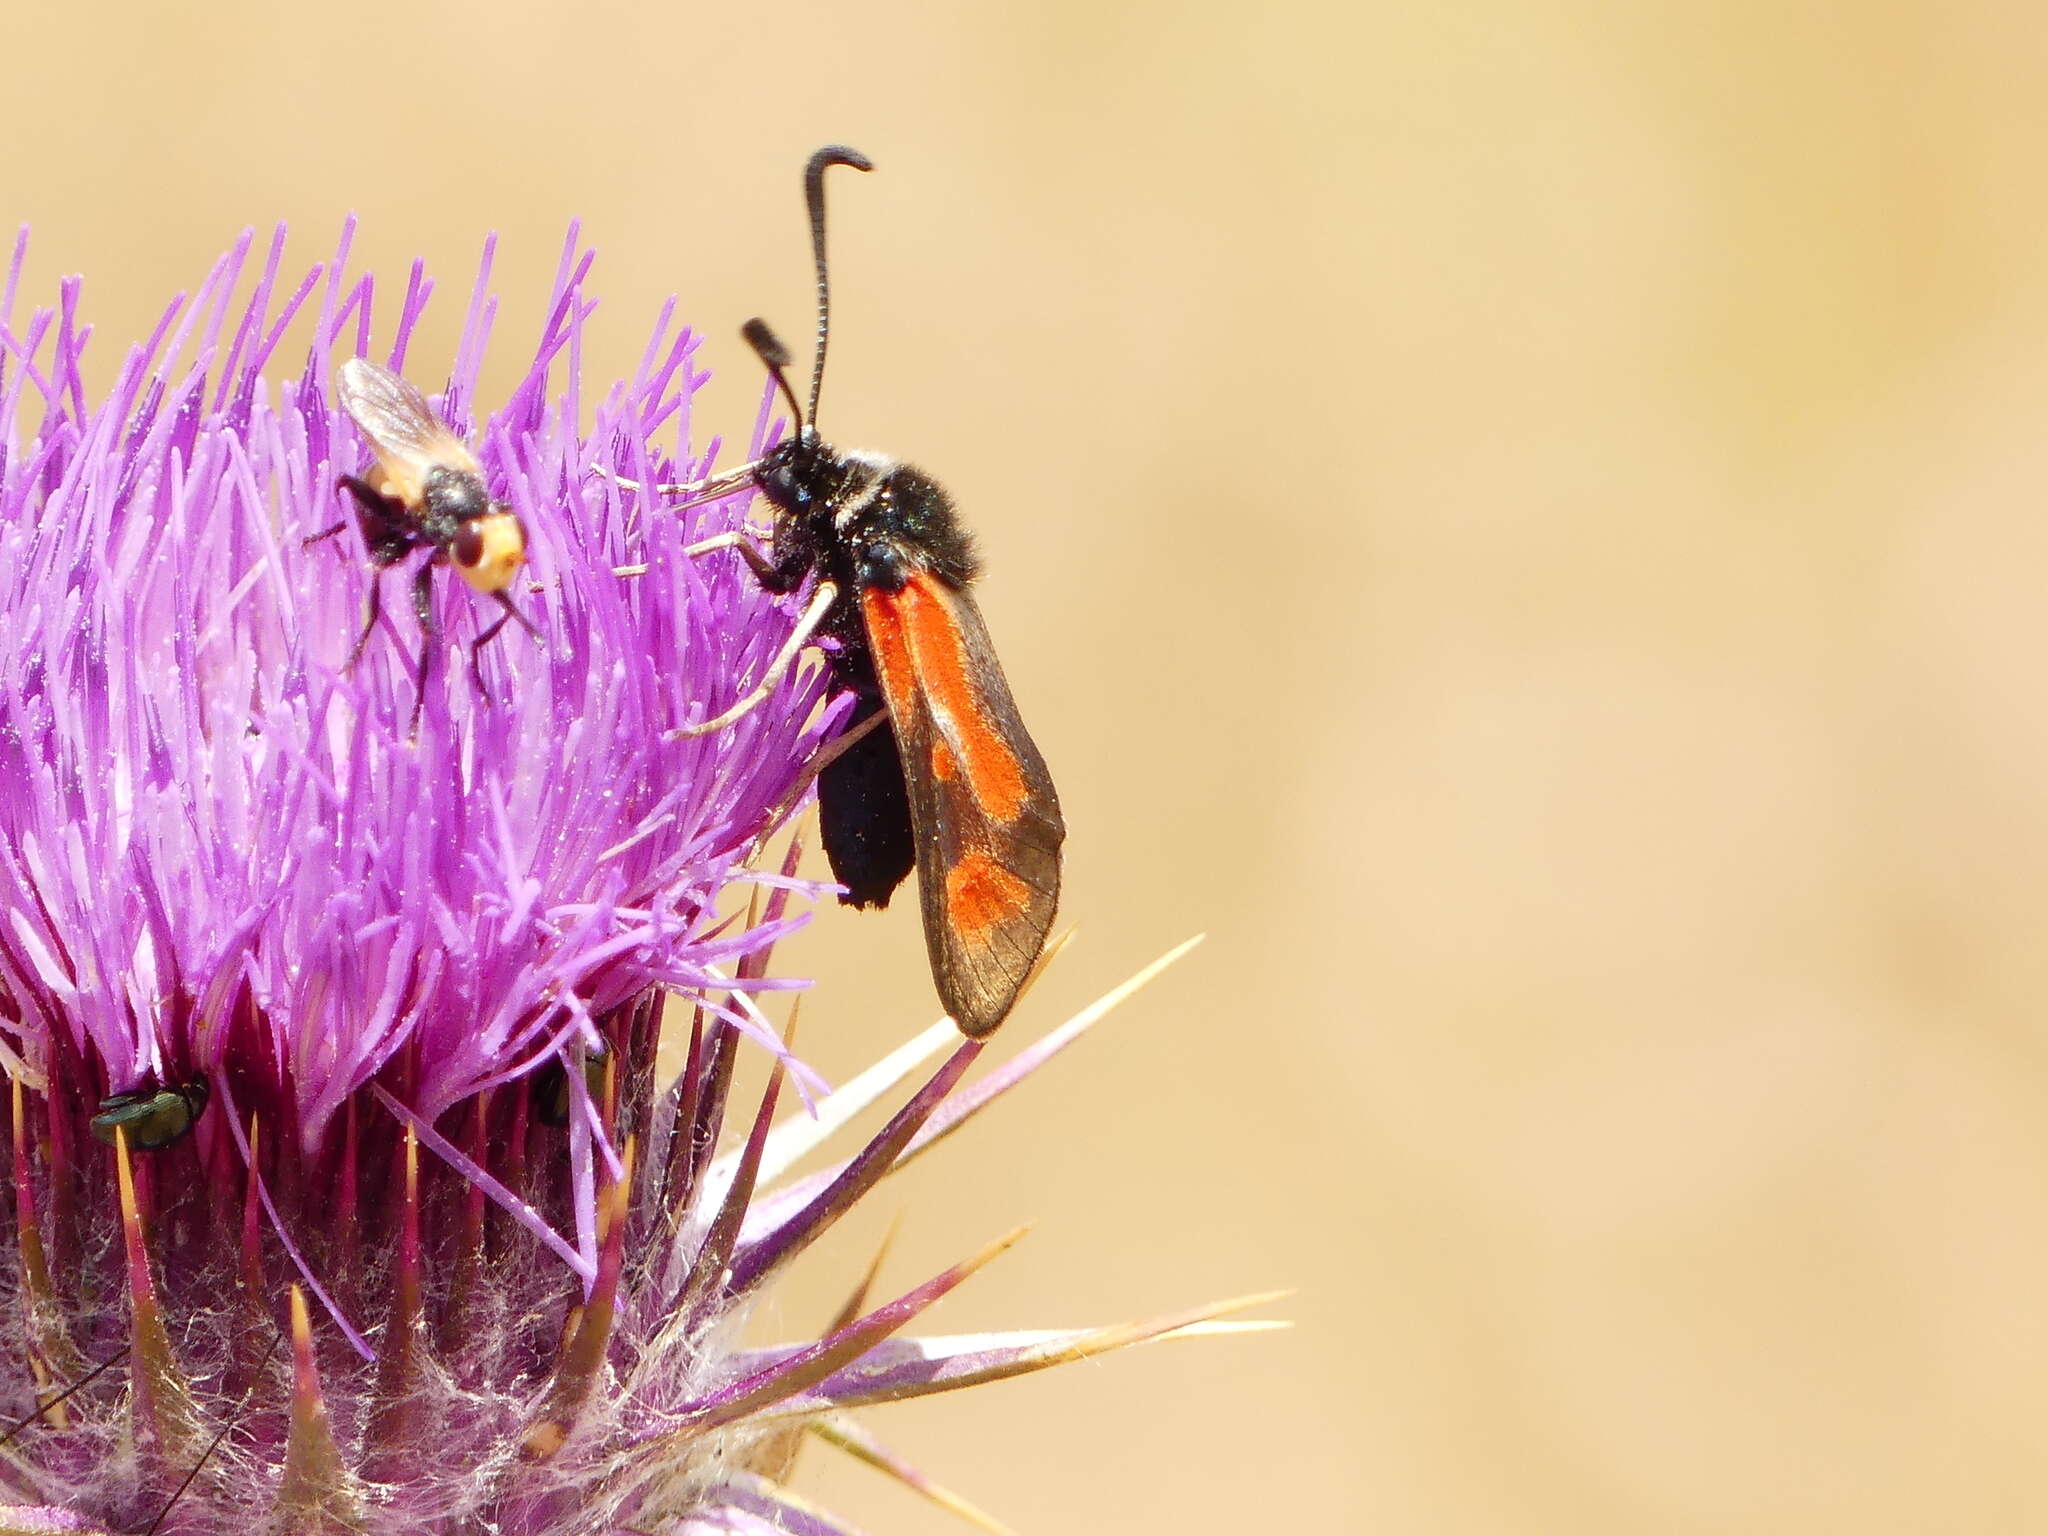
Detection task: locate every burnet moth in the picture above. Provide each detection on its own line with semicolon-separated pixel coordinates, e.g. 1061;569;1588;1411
309;357;541;738
659;146;1064;1037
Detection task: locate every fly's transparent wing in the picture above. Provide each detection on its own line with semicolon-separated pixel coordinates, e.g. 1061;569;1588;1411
335;357;479;498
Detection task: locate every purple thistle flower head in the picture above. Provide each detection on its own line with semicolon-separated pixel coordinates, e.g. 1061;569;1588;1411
1;220;836;1142
0;224;1270;1536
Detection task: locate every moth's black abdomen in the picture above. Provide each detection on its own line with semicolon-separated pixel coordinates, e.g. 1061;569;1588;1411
818;703;917;907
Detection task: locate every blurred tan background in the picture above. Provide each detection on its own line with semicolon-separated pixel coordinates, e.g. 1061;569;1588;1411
12;0;2048;1529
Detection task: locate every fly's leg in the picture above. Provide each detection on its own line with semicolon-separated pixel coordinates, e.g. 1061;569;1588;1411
408;563;438;742
345;572;384;675
469;591;543;702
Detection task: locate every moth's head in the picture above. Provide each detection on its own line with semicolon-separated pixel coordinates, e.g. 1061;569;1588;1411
754;432;835;514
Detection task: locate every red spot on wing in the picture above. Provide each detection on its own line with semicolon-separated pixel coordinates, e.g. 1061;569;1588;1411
861;576;1029;822
944;850;1034;941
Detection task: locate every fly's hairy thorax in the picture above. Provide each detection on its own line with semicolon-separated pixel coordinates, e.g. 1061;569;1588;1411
417;464;493;542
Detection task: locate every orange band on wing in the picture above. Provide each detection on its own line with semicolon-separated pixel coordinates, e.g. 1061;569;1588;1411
862;577;1029;822
944;849;1034;941
864;586;918;701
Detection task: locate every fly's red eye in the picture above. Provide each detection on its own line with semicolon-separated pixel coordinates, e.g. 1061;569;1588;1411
454;512;528;594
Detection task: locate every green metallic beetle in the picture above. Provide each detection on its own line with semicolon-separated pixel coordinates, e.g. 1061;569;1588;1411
89;1077;209;1150
533;1046;609;1129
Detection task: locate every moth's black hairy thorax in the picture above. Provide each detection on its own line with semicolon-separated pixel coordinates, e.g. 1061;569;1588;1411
752;435;978;667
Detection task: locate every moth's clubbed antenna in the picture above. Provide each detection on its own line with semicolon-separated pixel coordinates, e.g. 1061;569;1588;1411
801;144;875;427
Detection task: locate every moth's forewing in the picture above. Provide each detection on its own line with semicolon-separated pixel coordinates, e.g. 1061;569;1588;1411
860;572;1063;1036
